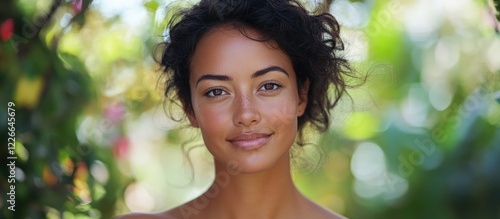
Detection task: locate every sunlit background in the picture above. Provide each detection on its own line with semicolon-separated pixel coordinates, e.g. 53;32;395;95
1;0;499;218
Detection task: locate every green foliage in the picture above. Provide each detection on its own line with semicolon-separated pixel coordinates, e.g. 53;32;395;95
1;0;123;218
1;0;499;219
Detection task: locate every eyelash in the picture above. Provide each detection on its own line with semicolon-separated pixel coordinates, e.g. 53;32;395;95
258;81;283;92
204;87;228;97
203;82;283;98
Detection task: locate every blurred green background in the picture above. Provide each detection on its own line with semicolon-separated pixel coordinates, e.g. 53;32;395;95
1;0;499;218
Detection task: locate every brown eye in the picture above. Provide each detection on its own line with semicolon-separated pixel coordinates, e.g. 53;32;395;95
205;89;227;97
259;82;282;91
213;89;223;96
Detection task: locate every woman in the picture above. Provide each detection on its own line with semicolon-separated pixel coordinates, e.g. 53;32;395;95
119;0;353;218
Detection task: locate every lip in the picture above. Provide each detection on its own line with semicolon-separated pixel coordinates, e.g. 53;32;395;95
228;133;272;150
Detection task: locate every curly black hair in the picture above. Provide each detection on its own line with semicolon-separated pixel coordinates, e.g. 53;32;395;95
157;0;356;145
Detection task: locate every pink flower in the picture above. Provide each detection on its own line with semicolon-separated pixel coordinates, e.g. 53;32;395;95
113;137;129;158
72;0;83;14
104;103;126;125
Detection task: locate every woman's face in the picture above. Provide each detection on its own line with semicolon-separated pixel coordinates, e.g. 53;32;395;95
188;26;308;173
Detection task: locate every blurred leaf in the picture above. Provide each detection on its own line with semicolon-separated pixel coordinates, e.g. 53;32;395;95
145;0;159;12
14;75;44;109
59;52;87;72
343;111;379;140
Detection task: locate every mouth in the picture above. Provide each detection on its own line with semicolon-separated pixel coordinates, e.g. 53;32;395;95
228;133;272;150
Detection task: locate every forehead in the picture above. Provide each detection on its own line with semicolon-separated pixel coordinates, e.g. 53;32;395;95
189;25;294;78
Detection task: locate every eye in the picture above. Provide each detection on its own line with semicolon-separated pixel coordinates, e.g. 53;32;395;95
205;88;227;97
259;82;282;92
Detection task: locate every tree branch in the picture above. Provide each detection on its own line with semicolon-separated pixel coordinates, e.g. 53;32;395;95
33;0;63;38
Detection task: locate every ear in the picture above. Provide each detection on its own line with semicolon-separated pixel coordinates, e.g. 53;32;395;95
185;107;199;128
297;79;309;116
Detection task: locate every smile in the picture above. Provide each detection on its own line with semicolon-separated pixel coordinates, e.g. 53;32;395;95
228;133;272;150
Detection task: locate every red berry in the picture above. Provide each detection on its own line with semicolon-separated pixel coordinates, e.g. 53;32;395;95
0;19;14;41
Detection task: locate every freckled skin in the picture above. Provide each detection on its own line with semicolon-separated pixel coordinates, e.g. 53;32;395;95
187;26;305;174
117;26;345;219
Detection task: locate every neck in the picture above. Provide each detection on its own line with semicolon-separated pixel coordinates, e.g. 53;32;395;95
202;153;301;219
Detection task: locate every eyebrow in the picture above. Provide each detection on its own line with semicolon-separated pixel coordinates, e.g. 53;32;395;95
195;66;289;86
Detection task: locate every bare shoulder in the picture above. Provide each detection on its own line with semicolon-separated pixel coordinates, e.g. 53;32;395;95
316;207;348;219
302;197;348;219
115;213;158;219
116;200;205;219
115;212;178;219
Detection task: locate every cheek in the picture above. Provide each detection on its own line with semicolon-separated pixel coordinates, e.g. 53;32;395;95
266;98;299;132
195;105;229;131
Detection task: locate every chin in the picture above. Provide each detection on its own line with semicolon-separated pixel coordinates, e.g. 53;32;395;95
232;161;274;174
215;152;289;175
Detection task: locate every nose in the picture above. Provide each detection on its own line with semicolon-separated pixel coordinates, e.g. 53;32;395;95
233;94;261;127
